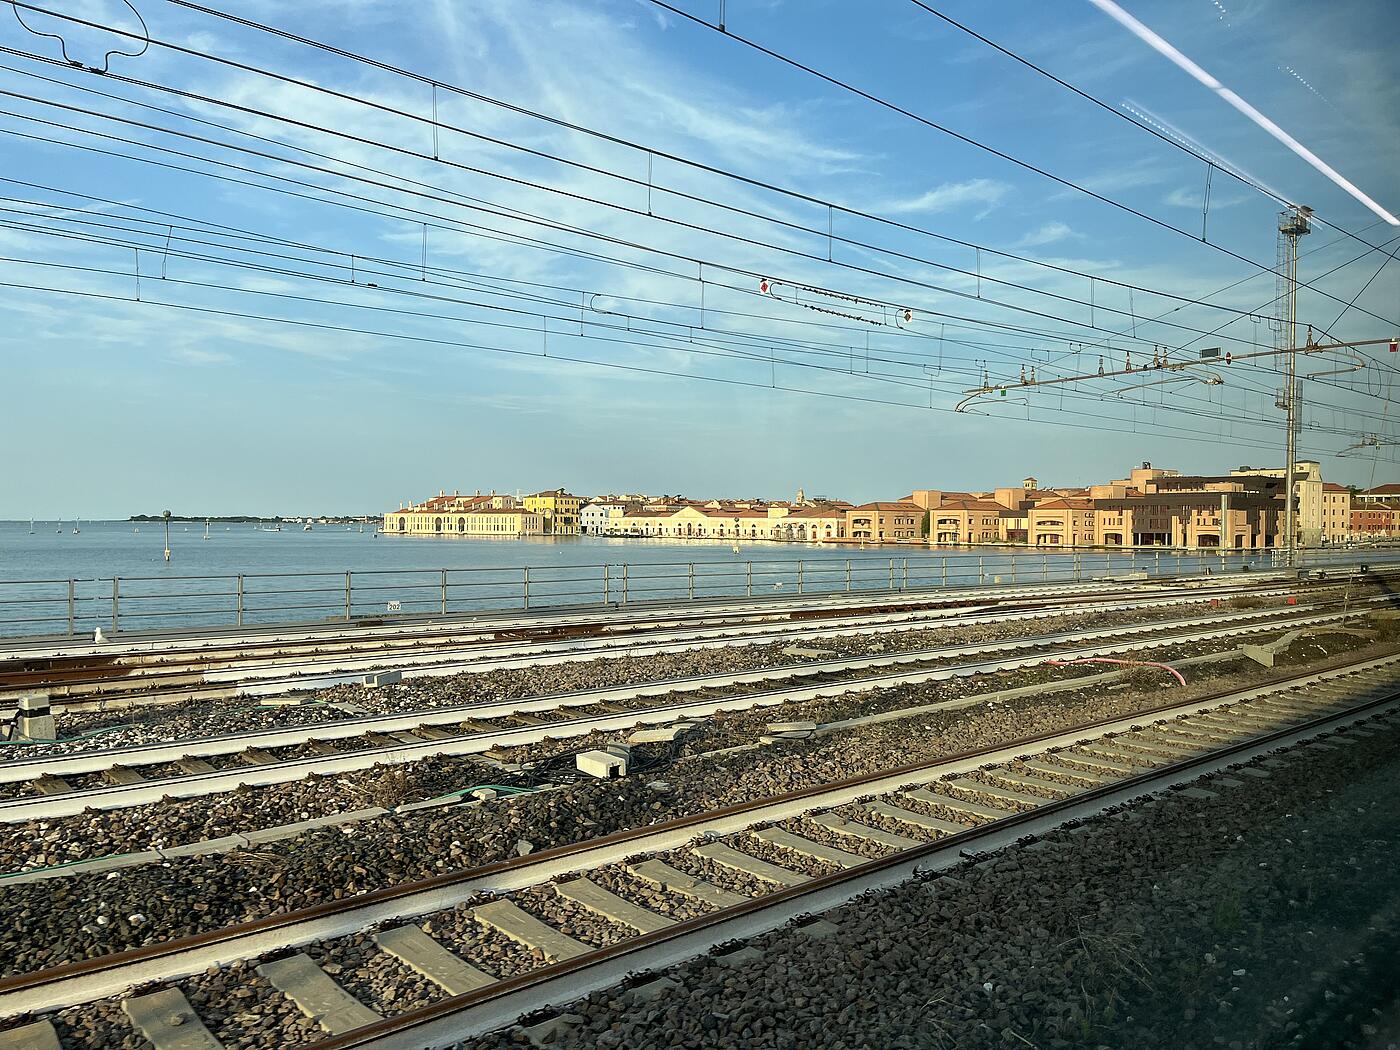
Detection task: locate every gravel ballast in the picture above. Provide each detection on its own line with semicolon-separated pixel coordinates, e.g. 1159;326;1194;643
0;630;1392;976
451;705;1400;1050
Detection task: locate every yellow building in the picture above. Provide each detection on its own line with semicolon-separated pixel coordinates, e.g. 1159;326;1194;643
846;502;922;543
523;489;582;535
383;491;544;537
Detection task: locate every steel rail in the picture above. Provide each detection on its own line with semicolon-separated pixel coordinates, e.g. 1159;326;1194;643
0;604;1372;820
1;651;1395;1021
0;576;1358;709
0;597;1371;782
323;670;1400;1049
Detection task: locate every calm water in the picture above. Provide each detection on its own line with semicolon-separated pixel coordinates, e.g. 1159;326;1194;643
0;519;1319;637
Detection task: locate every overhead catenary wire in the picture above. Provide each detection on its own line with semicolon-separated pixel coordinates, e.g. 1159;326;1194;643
2;2;1396;333
641;0;1399;331
0;2;1389;457
0;69;1319;354
901;0;1394;251
4;272;1374;458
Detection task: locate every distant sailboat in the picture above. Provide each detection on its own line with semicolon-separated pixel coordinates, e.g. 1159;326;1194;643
72;518;80;535
203;519;211;540
28;519;34;535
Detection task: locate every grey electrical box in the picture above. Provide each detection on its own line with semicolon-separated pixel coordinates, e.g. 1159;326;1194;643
576;745;631;779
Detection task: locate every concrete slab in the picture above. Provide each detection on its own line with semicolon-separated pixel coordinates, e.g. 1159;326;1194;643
1176;787;1218;800
372;925;495;995
243;809;387;845
987;768;1080;796
175;757;216;775
1;849;164;885
157;835;251;860
1129;731;1208;754
905;788;1011;822
691;841;809;887
0;1021;61;1050
810;813;920;850
472;899;591;962
945;777;1043;809
30;776;72;796
751;827;867;869
1060;748;1141;773
863;799;967;836
793;918;839;939
626;976;680;1003
555;877;675;934
1021;759;1113;784
238;748;277;765
1237;766;1272;778
104;766;145;786
519;1014;582;1049
256;953;382;1035
712;944;764;968
122;987;223;1050
627;859;748;909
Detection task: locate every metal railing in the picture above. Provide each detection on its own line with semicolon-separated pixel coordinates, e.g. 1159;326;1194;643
1;545;1396;641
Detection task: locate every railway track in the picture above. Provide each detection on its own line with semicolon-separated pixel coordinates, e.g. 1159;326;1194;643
0;572;1354;709
0;600;1378;821
1;652;1395;1049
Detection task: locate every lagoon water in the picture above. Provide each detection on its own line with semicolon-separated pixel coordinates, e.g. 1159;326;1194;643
0;519;1291;637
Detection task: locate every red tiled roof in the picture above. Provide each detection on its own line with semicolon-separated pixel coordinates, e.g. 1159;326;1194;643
1031;498;1095;510
851;501;923;512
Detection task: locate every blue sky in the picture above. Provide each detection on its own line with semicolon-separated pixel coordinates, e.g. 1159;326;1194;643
1;0;1397;517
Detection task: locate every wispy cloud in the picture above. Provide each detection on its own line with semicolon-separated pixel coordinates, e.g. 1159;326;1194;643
1013;221;1079;249
1164;186;1250;210
879;178;1012;218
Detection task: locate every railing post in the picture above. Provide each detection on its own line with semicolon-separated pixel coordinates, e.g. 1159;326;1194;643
523;567;530;610
1177;551;1183;576
67;579;75;637
603;564;610;605
1010;552;1016;585
237;575;244;627
902;558;908;590
797;560;804;595
688;563;695;601
111;577;120;635
746;561;753;598
978;555;984;586
1043;553;1048;581
941;556;947;587
441;569;448;614
622;563;629;605
845;559;851;592
344;572;352;621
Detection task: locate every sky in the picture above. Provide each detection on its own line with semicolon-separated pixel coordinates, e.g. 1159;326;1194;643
0;0;1397;517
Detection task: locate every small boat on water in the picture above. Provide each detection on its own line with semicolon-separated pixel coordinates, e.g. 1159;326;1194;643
303;523;313;532
203;520;211;540
28;519;34;535
72;518;80;535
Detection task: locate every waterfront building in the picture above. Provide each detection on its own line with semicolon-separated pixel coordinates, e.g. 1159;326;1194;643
1353;502;1400;537
1320;483;1353;544
1355;483;1400;506
383;491;545;537
523;489;582;535
845;502;922;543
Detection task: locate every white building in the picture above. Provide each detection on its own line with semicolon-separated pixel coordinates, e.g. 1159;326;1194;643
580;499;633;535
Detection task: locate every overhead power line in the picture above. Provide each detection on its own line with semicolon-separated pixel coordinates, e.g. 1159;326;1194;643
642;0;1398;330
0;50;1311;350
4;0;1396;332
